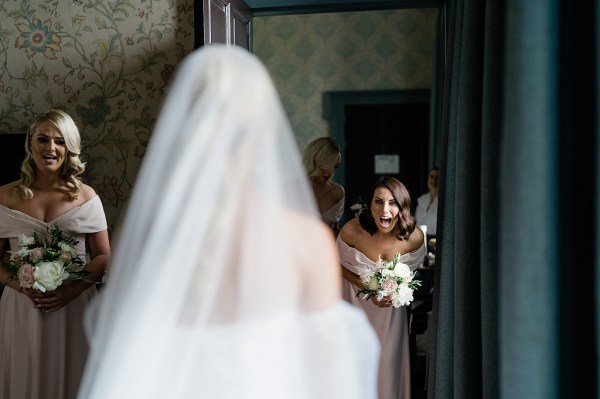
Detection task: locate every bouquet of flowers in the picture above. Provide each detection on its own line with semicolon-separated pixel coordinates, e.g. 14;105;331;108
356;253;421;308
349;196;368;218
7;224;88;292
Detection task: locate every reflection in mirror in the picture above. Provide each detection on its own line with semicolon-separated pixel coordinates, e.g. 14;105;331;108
252;5;444;398
253;8;440;150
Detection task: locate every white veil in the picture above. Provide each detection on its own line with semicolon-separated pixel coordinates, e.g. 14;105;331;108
78;45;379;399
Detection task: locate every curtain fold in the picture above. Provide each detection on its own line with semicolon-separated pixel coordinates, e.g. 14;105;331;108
500;2;561;397
597;3;600;395
429;0;597;398
429;7;446;169
428;1;501;398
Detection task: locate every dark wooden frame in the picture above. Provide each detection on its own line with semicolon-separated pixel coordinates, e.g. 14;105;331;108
246;0;445;16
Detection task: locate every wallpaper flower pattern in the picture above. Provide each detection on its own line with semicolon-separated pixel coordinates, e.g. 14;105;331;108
0;0;194;230
0;3;437;231
253;8;439;149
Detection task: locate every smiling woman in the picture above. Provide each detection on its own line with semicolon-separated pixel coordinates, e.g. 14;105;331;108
337;176;425;399
0;109;110;399
17;110;85;201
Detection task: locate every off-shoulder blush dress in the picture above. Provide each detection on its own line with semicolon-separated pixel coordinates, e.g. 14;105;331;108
337;235;425;399
321;196;344;229
0;195;107;399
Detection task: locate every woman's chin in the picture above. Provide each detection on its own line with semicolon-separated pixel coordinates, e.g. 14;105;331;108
377;222;395;233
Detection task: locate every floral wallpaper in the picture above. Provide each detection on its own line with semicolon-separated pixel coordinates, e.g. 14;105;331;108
253;8;439;149
0;3;437;232
0;0;194;231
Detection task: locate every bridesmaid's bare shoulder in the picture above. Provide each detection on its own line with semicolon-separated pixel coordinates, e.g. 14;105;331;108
340;217;368;247
330;181;345;202
405;226;425;252
79;183;98;202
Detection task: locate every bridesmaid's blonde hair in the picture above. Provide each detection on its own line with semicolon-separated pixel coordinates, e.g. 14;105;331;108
18;109;86;200
303;137;341;178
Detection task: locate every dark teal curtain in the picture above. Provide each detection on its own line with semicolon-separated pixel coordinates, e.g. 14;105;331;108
428;1;598;398
597;2;600;395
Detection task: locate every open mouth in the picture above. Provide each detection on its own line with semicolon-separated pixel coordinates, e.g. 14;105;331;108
42;154;57;162
379;217;392;228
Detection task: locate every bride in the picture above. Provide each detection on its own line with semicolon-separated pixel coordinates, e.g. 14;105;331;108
77;45;379;398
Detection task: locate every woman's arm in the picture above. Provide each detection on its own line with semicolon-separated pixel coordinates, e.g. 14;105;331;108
0;238;18;290
0;238;40;307
83;229;111;284
339;220;393;308
341;266;362;288
338;219;366;288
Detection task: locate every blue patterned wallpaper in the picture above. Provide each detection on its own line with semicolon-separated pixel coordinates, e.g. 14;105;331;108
253;8;439;149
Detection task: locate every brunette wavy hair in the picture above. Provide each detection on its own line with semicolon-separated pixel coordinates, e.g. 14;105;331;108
18;109;85;200
358;176;416;241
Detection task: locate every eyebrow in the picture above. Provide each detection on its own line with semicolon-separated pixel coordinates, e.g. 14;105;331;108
374;196;396;202
35;133;64;139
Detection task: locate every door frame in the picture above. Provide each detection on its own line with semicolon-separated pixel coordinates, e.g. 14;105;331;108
247;1;445;16
323;89;431;189
195;0;252;49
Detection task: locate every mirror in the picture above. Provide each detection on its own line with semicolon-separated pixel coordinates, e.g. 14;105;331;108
248;4;445;397
250;5;443;206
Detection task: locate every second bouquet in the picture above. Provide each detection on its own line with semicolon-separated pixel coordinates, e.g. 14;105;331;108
356;253;421;308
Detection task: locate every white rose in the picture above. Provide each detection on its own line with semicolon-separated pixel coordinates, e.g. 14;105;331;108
381;268;393;277
392;262;412;279
60;242;76;256
365;276;380;291
58;244;74;262
17;247;30;258
392;284;414;307
350;203;366;216
32;261;69;292
18;234;35;247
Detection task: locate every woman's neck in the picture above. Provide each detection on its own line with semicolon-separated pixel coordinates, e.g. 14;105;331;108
31;173;65;192
311;178;330;190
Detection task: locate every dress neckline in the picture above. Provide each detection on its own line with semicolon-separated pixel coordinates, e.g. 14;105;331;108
0;195;98;224
336;235;425;264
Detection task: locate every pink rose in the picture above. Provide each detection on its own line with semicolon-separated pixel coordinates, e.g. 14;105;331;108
381;278;398;292
29;247;44;263
17;264;35;288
